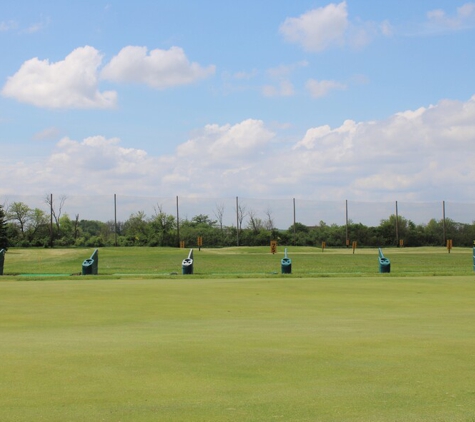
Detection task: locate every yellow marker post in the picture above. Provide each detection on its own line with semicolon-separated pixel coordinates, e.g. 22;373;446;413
447;239;452;253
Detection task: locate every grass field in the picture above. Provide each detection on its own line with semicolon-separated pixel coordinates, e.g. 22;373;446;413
2;245;474;277
1;247;475;421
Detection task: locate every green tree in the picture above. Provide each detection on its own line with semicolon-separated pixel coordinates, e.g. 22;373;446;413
26;208;50;246
123;211;149;245
0;204;8;250
7;202;31;237
149;211;176;246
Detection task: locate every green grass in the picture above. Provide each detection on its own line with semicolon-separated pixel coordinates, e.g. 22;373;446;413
1;277;475;421
2;246;474;277
1;248;475;421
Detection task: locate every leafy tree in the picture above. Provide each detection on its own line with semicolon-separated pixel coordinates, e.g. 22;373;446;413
190;214;216;227
0;204;8;250
27;208;49;240
119;211;147;245
7;202;31;236
149;211;176;246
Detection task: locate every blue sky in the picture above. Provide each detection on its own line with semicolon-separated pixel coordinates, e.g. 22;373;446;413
1;1;475;208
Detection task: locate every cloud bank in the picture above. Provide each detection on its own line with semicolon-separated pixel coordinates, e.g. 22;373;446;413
1;45;216;108
1;95;475;203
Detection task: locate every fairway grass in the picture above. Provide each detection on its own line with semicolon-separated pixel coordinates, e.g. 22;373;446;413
1;275;475;421
2;246;474;277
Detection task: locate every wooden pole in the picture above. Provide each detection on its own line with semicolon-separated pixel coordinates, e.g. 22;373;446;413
442;200;446;246
176;196;180;247
345;200;349;247
395;200;399;247
236;196;239;246
293;198;296;235
50;193;53;248
114;194;118;246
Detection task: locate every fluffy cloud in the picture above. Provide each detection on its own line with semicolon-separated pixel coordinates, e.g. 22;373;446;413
176;119;274;163
279;2;348;52
279;1;390;52
2;96;475;203
1;136;159;195
101;46;216;89
1;46;117;109
49;136;150;172
1;44;215;108
290;96;475;199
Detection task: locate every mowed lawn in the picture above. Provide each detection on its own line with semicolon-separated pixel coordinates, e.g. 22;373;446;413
1;248;475;421
2;245;474;276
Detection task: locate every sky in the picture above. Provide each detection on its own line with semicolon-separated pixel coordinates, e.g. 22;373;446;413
1;0;475;212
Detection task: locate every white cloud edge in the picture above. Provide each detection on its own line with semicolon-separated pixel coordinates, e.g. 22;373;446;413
1;45;216;109
1;95;475;203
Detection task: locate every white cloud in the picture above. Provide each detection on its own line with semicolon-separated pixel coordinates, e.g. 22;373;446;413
398;3;475;36
101;46;216;89
279;2;391;52
1;46;117;109
306;78;346;98
289;96;475;199
2;96;475;203
50;136;150;173
279;2;348;52
427;2;475;30
176;119;275;164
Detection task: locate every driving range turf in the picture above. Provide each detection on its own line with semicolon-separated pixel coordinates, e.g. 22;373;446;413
1;247;475;421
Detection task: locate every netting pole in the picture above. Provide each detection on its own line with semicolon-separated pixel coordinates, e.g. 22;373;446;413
176;196;180;247
345;200;349;247
395;201;399;247
442;200;446;246
293;198;296;235
114;194;118;246
236;196;239;246
50;193;53;248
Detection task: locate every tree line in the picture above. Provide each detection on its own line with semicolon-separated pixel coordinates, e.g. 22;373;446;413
1;200;474;250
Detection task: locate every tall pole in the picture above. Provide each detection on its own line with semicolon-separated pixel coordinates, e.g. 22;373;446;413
293;198;296;235
50;193;53;248
345;199;349;247
442;200;446;245
176;196;180;247
114;194;118;246
236;196;239;246
395;200;399;247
